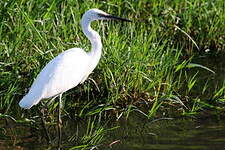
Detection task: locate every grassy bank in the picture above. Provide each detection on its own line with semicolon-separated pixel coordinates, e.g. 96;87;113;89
0;0;225;149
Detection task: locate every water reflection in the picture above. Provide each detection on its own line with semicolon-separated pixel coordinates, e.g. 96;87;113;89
1;113;225;150
109;114;225;150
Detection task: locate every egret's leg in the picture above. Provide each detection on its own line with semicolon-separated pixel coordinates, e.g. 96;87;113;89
40;107;51;143
39;96;57;144
58;93;63;149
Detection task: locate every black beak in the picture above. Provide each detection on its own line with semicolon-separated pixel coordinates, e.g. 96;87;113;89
98;14;131;22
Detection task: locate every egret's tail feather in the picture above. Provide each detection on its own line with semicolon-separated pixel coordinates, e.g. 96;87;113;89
19;93;42;109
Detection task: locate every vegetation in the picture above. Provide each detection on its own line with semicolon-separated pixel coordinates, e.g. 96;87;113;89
0;0;224;149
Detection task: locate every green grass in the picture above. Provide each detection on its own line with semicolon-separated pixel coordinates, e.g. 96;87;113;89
0;0;225;149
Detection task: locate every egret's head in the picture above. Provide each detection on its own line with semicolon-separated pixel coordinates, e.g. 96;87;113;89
82;8;131;22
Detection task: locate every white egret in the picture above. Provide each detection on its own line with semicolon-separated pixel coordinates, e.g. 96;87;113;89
19;8;130;146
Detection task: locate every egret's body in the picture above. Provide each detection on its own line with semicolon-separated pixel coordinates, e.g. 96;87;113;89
19;48;90;108
19;9;130;109
18;8;130;146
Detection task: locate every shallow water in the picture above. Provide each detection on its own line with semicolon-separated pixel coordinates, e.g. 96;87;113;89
108;115;225;150
1;114;225;150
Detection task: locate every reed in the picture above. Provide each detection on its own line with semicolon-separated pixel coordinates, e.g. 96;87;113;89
0;0;224;149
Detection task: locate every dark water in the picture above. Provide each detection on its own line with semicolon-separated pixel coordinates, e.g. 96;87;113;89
1;115;225;150
108;114;225;150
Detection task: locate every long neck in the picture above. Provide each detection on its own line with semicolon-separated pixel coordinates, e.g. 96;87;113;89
81;18;102;70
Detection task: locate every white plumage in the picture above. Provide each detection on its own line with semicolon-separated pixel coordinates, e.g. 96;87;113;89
19;48;89;109
19;8;131;109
